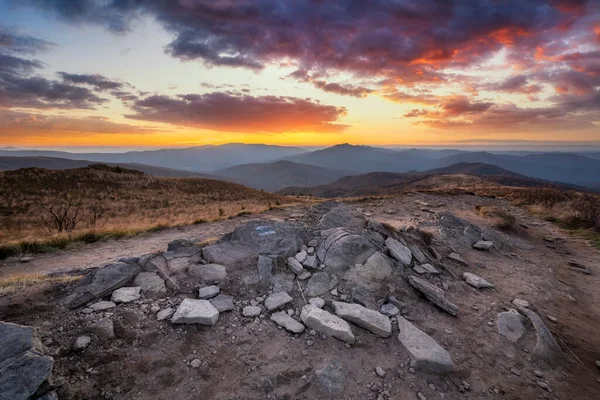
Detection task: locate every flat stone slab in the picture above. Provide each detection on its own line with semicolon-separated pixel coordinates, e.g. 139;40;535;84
409;276;459;316
0;351;54;400
0;322;36;363
264;292;293;311
344;252;393;291
133;272;166;294
210;294;235;312
497;309;526;342
332;301;391;337
397;316;455;374
198;285;220;299
111;287;141;303
301;305;355;344
171;299;219;325
257;255;274;284
386;238;412;266
306;272;338;297
270;311;305;333
89;301;116;312
318;230;376;273
413;264;440;275
63;262;140;308
243;305;261;317
380;303;400;316
463;272;494;289
447;252;468;266
156;307;175;321
188;264;228;282
473;240;493;250
518;307;563;367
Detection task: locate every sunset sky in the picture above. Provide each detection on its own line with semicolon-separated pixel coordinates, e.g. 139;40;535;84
0;0;599;148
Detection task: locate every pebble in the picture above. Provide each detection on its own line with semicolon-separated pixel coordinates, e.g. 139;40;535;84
512;298;529;308
547;315;557;322
306;340;314;346
375;366;386;378
417;392;427;400
428;383;435;391
190;359;201;368
510;368;521;376
444;328;453;334
537;381;551;391
534;370;543;378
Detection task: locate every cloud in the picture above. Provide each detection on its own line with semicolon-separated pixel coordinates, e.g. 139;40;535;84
0;109;158;136
485;75;543;94
58;72;124;91
0;27;55;54
126;92;348;133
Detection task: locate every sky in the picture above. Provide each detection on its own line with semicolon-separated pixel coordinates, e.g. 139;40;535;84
0;0;599;149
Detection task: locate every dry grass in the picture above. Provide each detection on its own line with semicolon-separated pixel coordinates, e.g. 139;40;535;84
475;205;517;232
0;273;83;296
0;164;304;258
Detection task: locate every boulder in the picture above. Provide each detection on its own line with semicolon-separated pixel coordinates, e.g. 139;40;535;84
264;292;293;311
171;299;219;325
287;257;304;274
343;252;393;291
144;255;168;274
332;301;391;337
302;255;317;269
0;351;54;400
73;336;91;351
380;303;400;316
188;264;228;282
473;240;493;250
243;306;261;317
397;316;455;374
518;307;563;367
257;255;274;284
270;311;305;333
408;276;459;316
386;238;412;266
301;305;355;344
210;294;235;313
310;202;366;231
111;287;141;303
0;322;38;363
86;318;115;340
133;272;166;294
202;220;307;266
463;272;494;289
63;262;140;308
167;239;197;252
305;272;338;297
497;309;526;342
317;230;377;273
198;285;220;299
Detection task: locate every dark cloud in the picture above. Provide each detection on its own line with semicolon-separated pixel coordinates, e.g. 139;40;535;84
110;90;138;102
58;72;124;91
0;53;44;75
0;28;55;54
485;75;543;94
126;92;348;133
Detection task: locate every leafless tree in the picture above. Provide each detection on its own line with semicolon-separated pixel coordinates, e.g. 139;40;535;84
41;193;85;236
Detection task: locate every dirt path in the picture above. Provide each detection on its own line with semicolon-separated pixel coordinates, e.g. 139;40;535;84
0;207;299;278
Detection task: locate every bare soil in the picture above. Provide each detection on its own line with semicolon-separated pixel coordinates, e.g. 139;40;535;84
1;193;599;400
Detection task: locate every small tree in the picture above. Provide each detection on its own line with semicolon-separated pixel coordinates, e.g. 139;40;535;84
88;202;105;228
41;193;85;236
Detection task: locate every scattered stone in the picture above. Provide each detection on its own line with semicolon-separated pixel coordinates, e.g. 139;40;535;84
301;305;355;344
73;336;91;351
473;241;493;250
309;297;325;308
547;315;557;322
133;272;166;294
63;262;140;308
385;238;412;266
408;276;459;316
19;256;34;263
462;272;494;289
308;239;319;247
332;301;392;337
306;272;338;297
190;359;202;369
288;257;304;274
380;303;399;317
297;270;312;280
396;316;455;374
198;285;220;299
537;381;551;391
0;350;54;400
307;247;315;255
210;294;235;312
87;319;115;340
171;299;219;325
265;291;293;311
413;264;440;275
156;307;175;321
89;301;116;312
417;392;427;400
270;311;305;333
257;255;274;284
111;286;141;303
510;368;521;376
497;309;526;342
512;298;529;308
188;264;228;282
302;255;317;269
243;306;261;317
295;250;308;263
447;252;468;266
567;261;591;275
518;307;563;367
375;366;386;378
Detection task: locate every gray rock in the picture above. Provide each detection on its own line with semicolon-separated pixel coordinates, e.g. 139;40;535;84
317;229;376;273
350;285;378;310
309;297;325;308
156;307;175;321
518;307;563;367
202;220;307;266
302;255;317;269
166;256;191;276
512;298;529;308
37;391;58;400
0;322;37;363
87;318;115;340
295;250;308;263
311;202;366;231
0;351;54;400
308;239;319;247
397;316;455;374
144;255;168;274
89;301;116;312
133;272;166;294
111;286;141;303
270;311;305;333
375;366;386;378
257;255;273;284
198;285;220;299
332;301;392;337
287;257;304;274
447;252;468;266
463;272;494;289
63;262;140;308
386;238;412;266
315;360;346;394
188;264;228;282
344;252;393;291
497;309;526;342
473;240;493;250
305;272;338;297
301;305;355;344
408;245;428;264
380;303;400;316
210;294;235;312
271;273;295;293
307;247;315;255
264;292;293;311
413;264;440;275
171;299;219;325
243;305;261;317
73;336;91;351
167;239;196;252
408;276;459;316
297;270;312;281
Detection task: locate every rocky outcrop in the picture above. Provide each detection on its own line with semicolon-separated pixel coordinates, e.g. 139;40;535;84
317;229;377;273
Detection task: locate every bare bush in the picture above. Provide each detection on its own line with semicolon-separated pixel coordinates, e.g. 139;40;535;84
41;194;85;236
